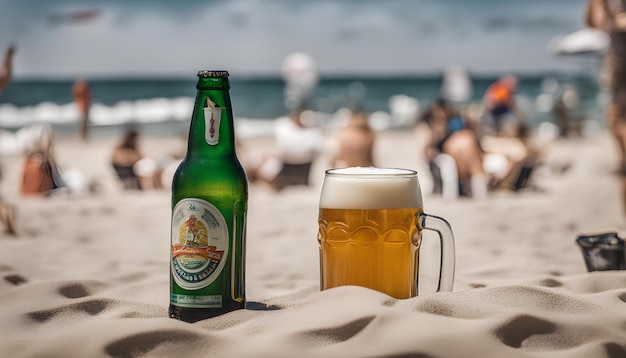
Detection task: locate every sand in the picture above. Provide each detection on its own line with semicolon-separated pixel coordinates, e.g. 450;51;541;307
1;129;626;358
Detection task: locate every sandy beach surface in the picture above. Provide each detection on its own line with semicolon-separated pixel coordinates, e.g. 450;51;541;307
1;129;626;358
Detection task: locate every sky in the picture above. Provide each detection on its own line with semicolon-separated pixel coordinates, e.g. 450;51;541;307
0;0;591;78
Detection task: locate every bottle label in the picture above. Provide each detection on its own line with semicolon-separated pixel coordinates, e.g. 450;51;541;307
204;98;222;145
171;198;229;293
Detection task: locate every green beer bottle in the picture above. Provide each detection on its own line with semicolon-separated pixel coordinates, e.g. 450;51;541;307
169;70;247;322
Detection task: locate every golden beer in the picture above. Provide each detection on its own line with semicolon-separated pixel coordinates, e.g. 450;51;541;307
319;207;421;299
318;167;455;298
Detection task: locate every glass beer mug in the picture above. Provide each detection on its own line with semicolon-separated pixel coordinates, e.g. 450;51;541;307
318;167;455;299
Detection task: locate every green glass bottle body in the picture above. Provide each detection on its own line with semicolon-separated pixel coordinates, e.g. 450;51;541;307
169;70;247;323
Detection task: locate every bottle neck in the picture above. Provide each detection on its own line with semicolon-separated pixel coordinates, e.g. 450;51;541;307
186;77;237;158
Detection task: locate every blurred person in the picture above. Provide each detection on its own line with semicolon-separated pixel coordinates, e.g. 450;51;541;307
20;124;66;197
417;98;487;198
281;52;319;110
586;0;626;171
586;0;626;214
553;84;584;138
463;103;527;190
111;129;186;191
479;74;541;191
1;44;16;234
440;65;473;104
479;130;538;191
0;44;15;95
247;106;327;191
112;129;145;190
72;78;92;142
331;108;376;168
482;74;525;137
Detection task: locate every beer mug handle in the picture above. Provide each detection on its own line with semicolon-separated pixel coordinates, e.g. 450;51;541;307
418;212;456;292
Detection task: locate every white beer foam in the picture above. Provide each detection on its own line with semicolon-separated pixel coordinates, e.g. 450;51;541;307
329;167;412;176
320;167;423;209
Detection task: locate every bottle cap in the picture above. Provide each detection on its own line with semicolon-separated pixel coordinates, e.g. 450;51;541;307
197;70;230;78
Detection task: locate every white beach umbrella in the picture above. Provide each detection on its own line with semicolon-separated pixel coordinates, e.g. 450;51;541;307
549;27;609;56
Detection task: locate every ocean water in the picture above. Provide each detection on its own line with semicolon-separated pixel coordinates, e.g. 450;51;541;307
0;73;603;139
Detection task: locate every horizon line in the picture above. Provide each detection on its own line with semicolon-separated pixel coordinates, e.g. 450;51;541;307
11;68;597;82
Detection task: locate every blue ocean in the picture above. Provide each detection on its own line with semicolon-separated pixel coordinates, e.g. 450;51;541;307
0;73;603;139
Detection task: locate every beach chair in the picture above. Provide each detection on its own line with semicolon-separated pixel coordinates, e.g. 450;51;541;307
511;155;539;192
273;162;313;190
432;153;460;200
112;164;141;190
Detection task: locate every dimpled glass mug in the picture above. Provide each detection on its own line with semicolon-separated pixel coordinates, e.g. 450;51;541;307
318;167;455;298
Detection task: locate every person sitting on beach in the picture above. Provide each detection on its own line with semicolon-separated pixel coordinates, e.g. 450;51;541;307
417;98;488;198
330;108;376;168
477;120;538;192
111;129;144;190
247;106;328;190
20;124;66;197
111;129;183;191
477;77;540;191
